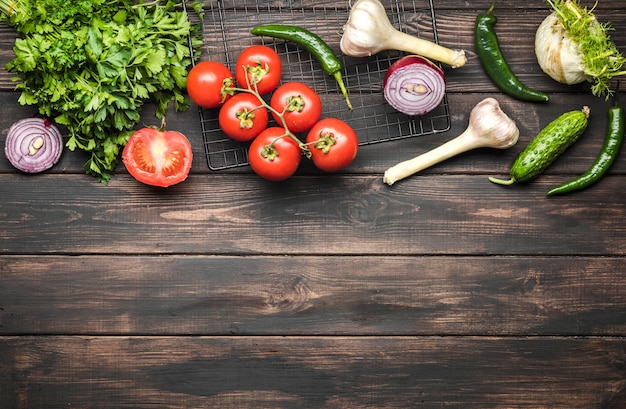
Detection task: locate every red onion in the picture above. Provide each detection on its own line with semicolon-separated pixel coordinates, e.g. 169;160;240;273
4;117;63;173
383;55;446;116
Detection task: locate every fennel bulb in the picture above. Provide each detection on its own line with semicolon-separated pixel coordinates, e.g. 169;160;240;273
535;0;626;98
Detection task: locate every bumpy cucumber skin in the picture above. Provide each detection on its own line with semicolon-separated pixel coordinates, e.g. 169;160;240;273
491;107;589;185
512;108;589;182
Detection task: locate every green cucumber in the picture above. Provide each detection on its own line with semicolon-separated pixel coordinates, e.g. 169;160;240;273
489;106;590;185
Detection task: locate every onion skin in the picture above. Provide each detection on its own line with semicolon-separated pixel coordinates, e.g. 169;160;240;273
4;117;63;173
383;55;446;116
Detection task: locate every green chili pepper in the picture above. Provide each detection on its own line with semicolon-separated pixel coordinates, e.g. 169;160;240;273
547;91;624;196
250;24;352;110
475;2;549;102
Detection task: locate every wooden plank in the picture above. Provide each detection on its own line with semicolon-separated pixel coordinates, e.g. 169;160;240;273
0;92;621;175
1;255;625;336
200;7;616;95
1;336;624;408
0;2;624;408
1;171;625;256
0;6;623;177
434;0;626;8
0;7;623;94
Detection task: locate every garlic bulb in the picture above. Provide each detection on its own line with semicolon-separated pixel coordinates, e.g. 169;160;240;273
383;98;519;185
340;0;391;57
535;12;589;85
340;0;466;68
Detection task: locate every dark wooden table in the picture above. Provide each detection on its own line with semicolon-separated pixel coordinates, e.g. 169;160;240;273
2;1;626;407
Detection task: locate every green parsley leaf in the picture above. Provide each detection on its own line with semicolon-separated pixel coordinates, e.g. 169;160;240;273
0;0;204;183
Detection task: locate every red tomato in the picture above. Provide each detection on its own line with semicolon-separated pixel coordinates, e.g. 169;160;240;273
219;92;269;142
305;118;359;172
186;61;234;109
122;127;193;187
270;82;322;133
248;127;302;181
235;45;282;95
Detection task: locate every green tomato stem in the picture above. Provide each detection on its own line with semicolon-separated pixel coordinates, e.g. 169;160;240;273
231;79;311;157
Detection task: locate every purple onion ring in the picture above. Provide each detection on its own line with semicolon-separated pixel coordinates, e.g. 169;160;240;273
4;117;63;173
383;55;446;116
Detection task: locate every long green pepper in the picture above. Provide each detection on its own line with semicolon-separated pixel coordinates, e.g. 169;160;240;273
547;93;624;195
251;24;352;110
475;1;549;102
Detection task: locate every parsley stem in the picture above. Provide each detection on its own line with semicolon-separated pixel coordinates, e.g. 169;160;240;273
0;0;23;17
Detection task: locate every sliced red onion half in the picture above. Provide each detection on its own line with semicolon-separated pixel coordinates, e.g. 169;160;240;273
4;117;64;173
383;55;446;116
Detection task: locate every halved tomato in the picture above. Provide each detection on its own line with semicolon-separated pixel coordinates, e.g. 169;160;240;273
122;127;193;187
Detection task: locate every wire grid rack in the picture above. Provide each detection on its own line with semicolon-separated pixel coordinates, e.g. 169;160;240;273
195;0;451;170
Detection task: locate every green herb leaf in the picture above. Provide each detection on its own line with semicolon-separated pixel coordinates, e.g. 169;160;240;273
547;0;626;97
1;0;204;183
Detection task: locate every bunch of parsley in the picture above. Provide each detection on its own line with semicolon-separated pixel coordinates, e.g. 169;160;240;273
0;0;203;183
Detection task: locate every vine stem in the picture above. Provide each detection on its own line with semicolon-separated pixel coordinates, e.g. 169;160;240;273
224;67;312;157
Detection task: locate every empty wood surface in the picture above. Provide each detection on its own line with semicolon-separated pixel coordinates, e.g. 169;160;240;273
1;1;626;408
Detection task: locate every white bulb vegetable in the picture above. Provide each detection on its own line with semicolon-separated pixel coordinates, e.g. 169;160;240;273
534;0;626;98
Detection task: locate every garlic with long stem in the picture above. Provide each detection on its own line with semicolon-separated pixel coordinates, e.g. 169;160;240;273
383;98;519;186
340;0;467;68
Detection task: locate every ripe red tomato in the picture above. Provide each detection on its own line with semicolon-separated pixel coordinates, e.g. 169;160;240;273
122;127;193;187
305;118;359;172
248;127;302;181
235;45;282;95
219;92;269;142
186;61;234;109
270;82;322;133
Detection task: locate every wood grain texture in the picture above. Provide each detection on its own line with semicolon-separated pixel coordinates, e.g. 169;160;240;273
2;171;626;256
0;92;622;175
1;255;625;335
1;336;625;408
1;1;626;407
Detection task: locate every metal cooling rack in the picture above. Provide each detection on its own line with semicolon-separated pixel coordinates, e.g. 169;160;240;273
194;0;451;170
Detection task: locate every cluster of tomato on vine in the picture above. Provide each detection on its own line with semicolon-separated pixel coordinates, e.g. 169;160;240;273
186;45;359;181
